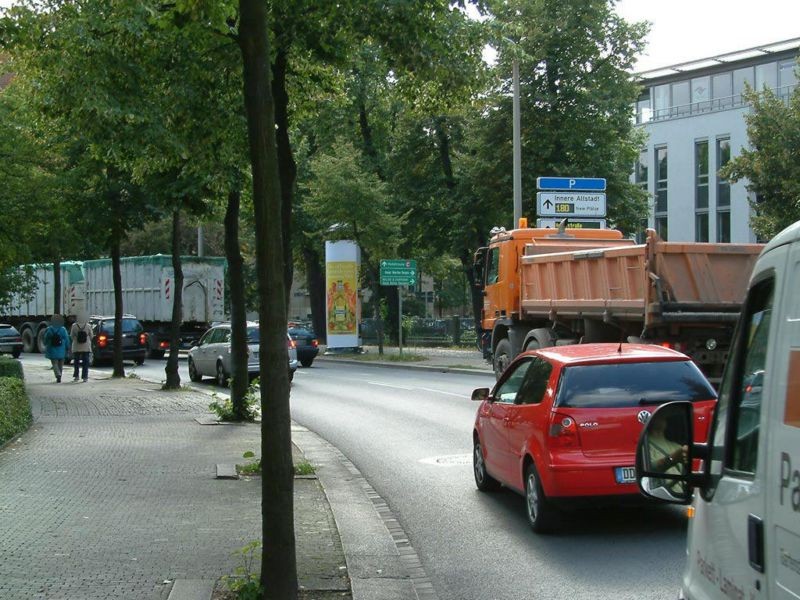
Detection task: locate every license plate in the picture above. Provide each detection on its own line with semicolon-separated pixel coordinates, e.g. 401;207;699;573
615;466;636;484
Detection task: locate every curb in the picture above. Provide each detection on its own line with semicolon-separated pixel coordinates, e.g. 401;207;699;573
317;356;492;377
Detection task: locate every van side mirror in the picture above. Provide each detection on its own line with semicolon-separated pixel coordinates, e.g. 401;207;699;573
636;402;695;504
472;387;490;402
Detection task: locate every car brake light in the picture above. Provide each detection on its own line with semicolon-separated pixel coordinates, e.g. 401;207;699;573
660;342;672;349
139;333;147;345
549;412;579;447
311;339;319;348
159;341;169;349
98;334;108;348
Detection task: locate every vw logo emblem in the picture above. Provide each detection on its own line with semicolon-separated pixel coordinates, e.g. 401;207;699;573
637;410;652;425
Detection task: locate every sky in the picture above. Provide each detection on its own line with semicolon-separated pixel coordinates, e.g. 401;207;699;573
615;0;800;73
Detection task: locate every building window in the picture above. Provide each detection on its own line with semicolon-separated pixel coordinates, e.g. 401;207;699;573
712;72;733;109
755;62;777;92
655;146;668;240
636;92;652;124
778;60;798;97
635;149;649;243
672;80;690;116
653;84;670;119
695;140;709;242
717;137;731;243
692;76;711;112
733;67;754;103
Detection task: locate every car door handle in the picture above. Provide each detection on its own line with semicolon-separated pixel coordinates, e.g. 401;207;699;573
748;514;765;573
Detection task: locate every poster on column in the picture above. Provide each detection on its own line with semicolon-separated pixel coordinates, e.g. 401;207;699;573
325;240;360;350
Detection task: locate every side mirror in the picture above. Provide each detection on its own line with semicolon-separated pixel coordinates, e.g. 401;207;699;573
471;387;490;402
636;402;694;504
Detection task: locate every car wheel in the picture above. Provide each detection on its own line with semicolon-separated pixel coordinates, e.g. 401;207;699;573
21;329;35;353
492;338;513;380
134;357;145;366
300;358;314;368
188;358;202;382
473;438;500;492
216;361;229;387
148;347;165;359
89;352;97;367
12;348;21;359
525;462;556;533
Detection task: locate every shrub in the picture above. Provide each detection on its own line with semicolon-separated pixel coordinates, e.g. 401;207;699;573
0;356;24;380
0;376;31;446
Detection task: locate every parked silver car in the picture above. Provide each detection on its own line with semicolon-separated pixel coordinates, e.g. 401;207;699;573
187;322;298;386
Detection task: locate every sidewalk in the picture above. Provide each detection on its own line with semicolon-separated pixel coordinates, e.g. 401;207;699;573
318;344;493;376
0;361;431;600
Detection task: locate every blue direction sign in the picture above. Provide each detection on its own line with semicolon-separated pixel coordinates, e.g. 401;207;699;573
536;177;606;191
380;259;417;286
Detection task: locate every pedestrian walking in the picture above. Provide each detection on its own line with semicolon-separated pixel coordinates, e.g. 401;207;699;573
44;315;69;383
70;312;92;382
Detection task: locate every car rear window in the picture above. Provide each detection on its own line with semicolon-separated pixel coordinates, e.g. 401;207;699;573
288;328;313;338
0;325;18;337
555;360;717;408
246;327;259;343
101;319;143;335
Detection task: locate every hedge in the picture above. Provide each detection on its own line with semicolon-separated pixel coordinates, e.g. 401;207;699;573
0;356;24;380
0;376;31;447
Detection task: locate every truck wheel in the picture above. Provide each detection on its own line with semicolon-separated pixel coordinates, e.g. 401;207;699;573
21;328;36;353
12;348;21;359
493;338;513;380
36;327;47;354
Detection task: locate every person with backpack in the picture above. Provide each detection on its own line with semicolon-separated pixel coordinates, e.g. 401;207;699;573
44;314;69;383
70;312;92;382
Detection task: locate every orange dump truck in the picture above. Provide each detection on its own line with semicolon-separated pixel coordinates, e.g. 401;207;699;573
474;225;763;384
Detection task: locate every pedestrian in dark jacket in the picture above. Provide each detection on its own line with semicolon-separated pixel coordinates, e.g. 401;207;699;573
70;311;92;382
44;315;69;383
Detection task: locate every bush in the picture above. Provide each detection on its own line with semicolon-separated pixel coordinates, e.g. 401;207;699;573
0;377;31;447
0;356;24;380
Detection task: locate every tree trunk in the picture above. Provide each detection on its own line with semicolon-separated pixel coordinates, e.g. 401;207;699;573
271;44;295;311
225;187;250;417
301;244;326;343
164;207;183;389
52;257;62;317
110;236;125;378
238;3;297;599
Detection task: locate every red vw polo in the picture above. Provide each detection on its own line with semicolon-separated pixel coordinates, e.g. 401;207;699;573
472;343;717;532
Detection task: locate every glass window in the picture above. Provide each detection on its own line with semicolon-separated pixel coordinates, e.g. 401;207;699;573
653;84;670;119
246;327;260;343
656;216;669;240
695;140;709;209
515;358;553;405
778;59;798;93
494;358;533;404
672;81;690;115
730;280;773;474
695;213;709;243
636;92;652;124
655;146;668;214
717;137;731;209
100;318;143;335
733;67;754;101
717;211;731;243
555;360;716;408
712;72;733;108
755;62;777;91
691;76;711;112
486;247;500;285
635;149;648;188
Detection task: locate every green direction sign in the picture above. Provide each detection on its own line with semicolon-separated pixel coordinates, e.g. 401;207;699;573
380;259;417;286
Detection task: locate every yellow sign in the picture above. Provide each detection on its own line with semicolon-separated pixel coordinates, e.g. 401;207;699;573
326;261;358;335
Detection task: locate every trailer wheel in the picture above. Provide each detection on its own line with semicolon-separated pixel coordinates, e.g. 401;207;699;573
21;328;36;353
493;338;513;380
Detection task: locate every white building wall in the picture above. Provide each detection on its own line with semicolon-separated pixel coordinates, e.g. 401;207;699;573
641;106;756;243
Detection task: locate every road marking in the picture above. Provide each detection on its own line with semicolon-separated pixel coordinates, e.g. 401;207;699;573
417;387;466;398
419;454;472;466
366;381;414;390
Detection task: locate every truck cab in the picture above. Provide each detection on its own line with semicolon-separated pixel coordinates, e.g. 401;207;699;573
636;219;800;600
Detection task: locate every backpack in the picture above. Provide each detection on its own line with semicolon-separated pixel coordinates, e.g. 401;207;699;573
50;328;62;347
76;325;88;344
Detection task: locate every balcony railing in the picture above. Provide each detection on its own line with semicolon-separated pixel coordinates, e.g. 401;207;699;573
635;83;797;124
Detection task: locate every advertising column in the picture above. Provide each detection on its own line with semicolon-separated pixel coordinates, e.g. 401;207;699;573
325;241;360;352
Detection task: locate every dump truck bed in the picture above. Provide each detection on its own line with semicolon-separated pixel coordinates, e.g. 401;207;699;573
520;230;762;328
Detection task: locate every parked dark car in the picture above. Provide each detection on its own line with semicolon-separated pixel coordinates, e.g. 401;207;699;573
0;324;23;358
288;327;319;368
88;315;147;366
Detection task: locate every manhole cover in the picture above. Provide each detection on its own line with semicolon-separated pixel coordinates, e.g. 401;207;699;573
419;454;471;466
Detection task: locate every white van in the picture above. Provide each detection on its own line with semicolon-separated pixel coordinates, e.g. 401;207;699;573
636;219;800;600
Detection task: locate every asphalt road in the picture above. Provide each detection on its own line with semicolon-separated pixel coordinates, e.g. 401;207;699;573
67;355;690;599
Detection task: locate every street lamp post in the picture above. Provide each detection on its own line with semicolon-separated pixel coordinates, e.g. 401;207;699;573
512;57;522;228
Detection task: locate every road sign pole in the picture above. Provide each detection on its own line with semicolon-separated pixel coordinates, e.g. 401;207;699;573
398;287;403;356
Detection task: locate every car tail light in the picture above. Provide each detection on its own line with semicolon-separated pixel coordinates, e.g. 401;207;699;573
311;339;319;348
98;334;108;348
159;341;169;349
548;412;579;447
139;333;147;345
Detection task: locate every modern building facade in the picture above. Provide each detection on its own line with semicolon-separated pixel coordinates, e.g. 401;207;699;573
634;38;799;243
